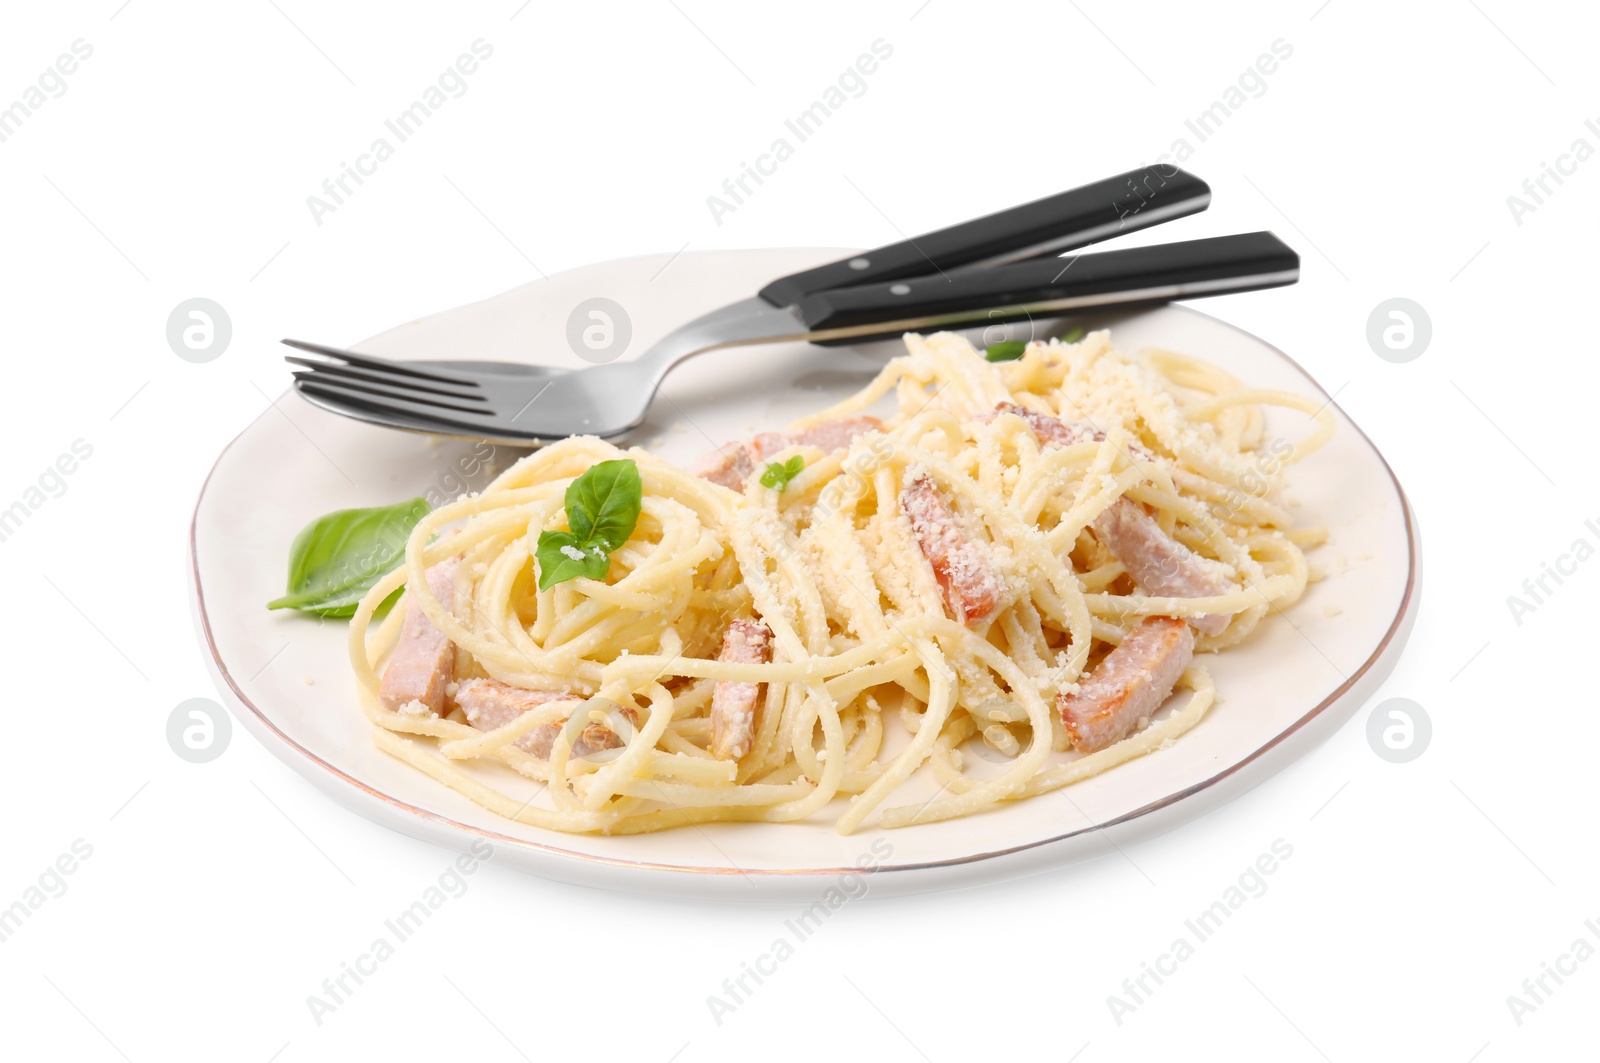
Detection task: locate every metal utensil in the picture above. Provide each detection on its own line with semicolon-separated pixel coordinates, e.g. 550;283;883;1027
288;167;1299;446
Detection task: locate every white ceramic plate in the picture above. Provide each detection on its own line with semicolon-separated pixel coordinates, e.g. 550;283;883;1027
191;248;1419;900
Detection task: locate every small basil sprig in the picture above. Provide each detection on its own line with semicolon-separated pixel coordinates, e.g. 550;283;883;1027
1058;325;1086;343
984;340;1028;362
759;455;804;492
267;497;430;617
535;459;643;591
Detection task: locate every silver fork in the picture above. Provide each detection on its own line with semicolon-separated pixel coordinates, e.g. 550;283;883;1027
287;294;842;444
288;169;1300;446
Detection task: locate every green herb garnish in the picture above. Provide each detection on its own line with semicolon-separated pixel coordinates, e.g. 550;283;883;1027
759;455;805;492
1058;325;1086;344
534;459;643;591
984;340;1028;362
267;497;430;617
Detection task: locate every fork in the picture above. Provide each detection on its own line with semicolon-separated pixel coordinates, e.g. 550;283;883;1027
288;168;1299;446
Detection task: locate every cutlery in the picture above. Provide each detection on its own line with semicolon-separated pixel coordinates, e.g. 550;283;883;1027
287;167;1298;446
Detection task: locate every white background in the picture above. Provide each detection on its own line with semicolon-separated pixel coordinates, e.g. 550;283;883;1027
2;1;1596;1059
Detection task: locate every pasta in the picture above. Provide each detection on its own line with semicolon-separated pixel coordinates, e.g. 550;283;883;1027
346;329;1333;835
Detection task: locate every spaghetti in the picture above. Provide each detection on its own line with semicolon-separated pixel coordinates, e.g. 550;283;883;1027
346;329;1333;835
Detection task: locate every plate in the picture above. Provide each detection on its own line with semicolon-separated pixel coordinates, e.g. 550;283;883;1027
190;248;1419;899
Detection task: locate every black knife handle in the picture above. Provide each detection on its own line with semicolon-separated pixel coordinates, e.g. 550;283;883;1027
794;232;1299;334
758;165;1211;308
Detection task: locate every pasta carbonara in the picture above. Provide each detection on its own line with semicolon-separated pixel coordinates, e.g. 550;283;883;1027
347;329;1333;835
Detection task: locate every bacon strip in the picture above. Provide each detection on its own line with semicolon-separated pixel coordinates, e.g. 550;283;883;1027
989;403;1153;461
709;618;772;761
687;445;756;491
991;402;1098;448
1058;616;1194;753
454;678;636;759
992;402;1233;635
753;416;883;461
900;472;1002;626
690;417;883;490
379;559;460;716
1091;499;1233;636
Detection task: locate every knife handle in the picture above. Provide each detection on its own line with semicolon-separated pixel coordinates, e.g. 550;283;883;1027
793;232;1299;335
758;165;1211;308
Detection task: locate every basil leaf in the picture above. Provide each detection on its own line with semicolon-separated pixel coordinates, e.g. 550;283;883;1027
1059;325;1086;344
984;340;1027;362
267;497;429;617
759;454;805;492
565;458;642;551
534;530;611;590
535;459;643;591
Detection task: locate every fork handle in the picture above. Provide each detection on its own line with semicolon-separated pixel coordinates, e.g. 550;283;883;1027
757;166;1211;307
793;232;1299;334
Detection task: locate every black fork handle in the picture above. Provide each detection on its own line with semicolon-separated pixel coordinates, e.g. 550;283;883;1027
795;232;1300;335
758;165;1211;308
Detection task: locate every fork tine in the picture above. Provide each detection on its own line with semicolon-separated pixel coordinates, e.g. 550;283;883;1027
281;338;481;387
285;356;488;401
295;381;522;441
292;373;493;417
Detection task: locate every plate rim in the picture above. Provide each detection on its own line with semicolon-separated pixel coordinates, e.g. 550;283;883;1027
190;290;1420;884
